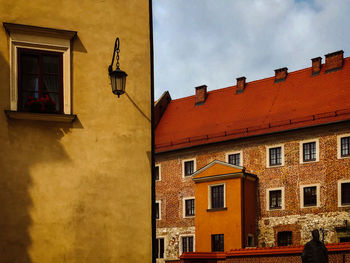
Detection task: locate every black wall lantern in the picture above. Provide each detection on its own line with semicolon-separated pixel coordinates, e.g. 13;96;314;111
108;37;127;97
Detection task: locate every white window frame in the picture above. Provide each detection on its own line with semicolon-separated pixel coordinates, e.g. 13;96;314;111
182;158;196;178
300;184;320;208
266;144;284;168
226;150;243;166
156;236;166;259
299;139;319;164
179;234;195;256
156;200;161;220
5;23;74;114
338;180;350;207
155;163;161;181
266;187;285;211
183;197;195;218
208;183;226;209
337;134;350;159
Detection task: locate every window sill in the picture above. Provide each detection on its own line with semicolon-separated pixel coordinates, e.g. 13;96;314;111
207;207;227;212
5;110;76;123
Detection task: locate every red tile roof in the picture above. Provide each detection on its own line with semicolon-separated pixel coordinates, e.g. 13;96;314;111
156;58;350;153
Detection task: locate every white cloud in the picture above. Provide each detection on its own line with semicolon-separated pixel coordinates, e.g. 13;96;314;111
153;0;350;99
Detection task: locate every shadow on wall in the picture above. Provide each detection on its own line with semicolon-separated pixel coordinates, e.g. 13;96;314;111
0;51;72;262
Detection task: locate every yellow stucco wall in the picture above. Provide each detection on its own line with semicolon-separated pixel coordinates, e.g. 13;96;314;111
0;1;152;262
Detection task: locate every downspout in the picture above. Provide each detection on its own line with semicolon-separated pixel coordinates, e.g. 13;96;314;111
241;172;246;248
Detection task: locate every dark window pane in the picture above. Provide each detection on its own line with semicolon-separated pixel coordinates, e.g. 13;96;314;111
184;161;194;176
43;75;59;93
156;238;164;258
228;153;240;166
304;186;317;206
341;137;350;157
155;203;159;219
211;185;224;209
22;54;39;73
21;75;39;91
43;55;59;73
303;142;316;162
154;166;159;181
269;190;282;209
185;199;195;216
182;236;194;253
269;147;282;166
278;231;292;246
342;183;350;205
211;234;224;252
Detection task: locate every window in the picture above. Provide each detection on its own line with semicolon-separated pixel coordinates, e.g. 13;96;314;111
300;184;320;208
184;198;195;217
18;48;63;113
269;147;282;166
4;23;76;115
154;164;161;181
228;153;240;166
338;181;350;207
210;185;225;209
303;142;316;162
211;234;224;252
155;201;161;220
182;159;196;177
156;238;164;259
181;236;194;254
277;231;292;246
247;234;255;247
341;137;350;157
269;190;282;210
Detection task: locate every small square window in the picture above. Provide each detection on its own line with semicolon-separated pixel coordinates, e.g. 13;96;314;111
341;137;350;157
156;238;164;258
269;190;282;210
185;199;195;217
303;186;317;207
211;234;224;252
303;142;316;162
269;147;282;166
228;153;240;166
341;183;350;206
277;231;292;246
184;160;194;176
182;236;194;253
154;165;160;181
247;234;255;247
211;185;224;209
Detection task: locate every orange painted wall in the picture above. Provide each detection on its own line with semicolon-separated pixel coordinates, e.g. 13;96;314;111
195;178;243;252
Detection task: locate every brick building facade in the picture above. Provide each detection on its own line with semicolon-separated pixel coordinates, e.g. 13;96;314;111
155;51;350;262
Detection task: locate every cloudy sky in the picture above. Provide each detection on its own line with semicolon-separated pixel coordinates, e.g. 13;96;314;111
152;0;350;100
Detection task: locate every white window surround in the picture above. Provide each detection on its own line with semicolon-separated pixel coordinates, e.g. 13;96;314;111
300;183;320;208
182;158;196;178
156;200;161;220
266;144;284;168
156;236;166;259
337;134;350;159
225;150;243;166
179;234;195;256
337;180;350;207
208;183;226;209
4;23;76;114
266;187;285;211
182;197;195;218
299;138;320;164
155;163;161;181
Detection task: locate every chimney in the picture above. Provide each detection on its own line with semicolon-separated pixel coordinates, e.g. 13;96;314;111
325;50;344;73
195;85;207;105
236;77;246;94
311;57;322;75
274;67;288;83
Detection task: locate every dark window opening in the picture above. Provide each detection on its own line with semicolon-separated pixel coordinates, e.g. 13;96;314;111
341;183;350;205
269;190;282;209
156;238;164;258
211;185;224;209
211;234;224;252
269;147;282;166
182;236;194;253
154;166;160;181
184;160;194;176
185;199;195;217
304;186;317;207
341;137;350;157
155;202;160;219
303;142;316;162
278;231;292;246
339;237;350;242
228;153;240;166
18;48;63;113
247;235;254;247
